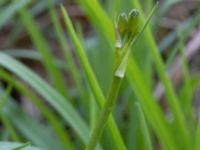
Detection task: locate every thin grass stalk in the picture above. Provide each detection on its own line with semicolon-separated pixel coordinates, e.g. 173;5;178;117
61;5;126;150
19;6;70;100
85;4;158;149
47;0;86;102
86;76;122;150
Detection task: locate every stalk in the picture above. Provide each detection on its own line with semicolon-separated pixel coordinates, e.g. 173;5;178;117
85;38;133;150
85;5;157;149
61;5;126;149
85;76;122;150
85;32;132;149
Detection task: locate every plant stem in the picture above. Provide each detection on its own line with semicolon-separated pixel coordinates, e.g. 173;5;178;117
61;6;126;149
85;4;159;149
85;38;130;150
86;76;122;150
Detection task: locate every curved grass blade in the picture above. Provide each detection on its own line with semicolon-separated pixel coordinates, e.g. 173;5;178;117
2;99;65;150
2;49;67;70
0;69;73;150
0;53;101;148
12;142;30;150
0;142;42;150
0;0;30;29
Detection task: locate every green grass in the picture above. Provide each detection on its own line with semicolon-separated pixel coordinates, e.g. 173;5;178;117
0;0;200;150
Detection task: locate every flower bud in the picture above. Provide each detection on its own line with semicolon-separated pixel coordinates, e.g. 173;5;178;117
127;9;141;37
116;9;141;41
117;13;128;38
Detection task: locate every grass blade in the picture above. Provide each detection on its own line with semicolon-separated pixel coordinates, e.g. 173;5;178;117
0;142;42;150
19;6;69;99
131;1;190;148
0;0;30;28
2;99;64;150
194;116;200;150
0;53;90;145
0;79;20;142
61;5;126;150
12;142;30;150
77;0;115;43
127;58;177;150
0;69;73;150
136;103;153;150
47;0;86;102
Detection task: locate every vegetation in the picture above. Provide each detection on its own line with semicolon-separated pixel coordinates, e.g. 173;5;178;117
0;0;200;150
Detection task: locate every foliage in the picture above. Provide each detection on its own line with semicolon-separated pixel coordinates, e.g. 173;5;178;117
0;0;200;150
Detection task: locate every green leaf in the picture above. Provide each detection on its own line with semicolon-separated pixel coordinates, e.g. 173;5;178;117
12;142;30;150
0;142;42;150
0;53;89;145
0;0;30;28
0;69;73;150
19;6;69;99
127;101;153;150
127;58;177;150
2;99;65;150
194;116;200;150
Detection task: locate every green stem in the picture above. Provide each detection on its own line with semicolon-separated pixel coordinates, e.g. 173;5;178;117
61;6;126;149
85;36;130;150
86;76;122;150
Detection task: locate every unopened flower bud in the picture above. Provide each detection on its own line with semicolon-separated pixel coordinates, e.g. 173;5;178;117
117;13;128;38
116;9;141;42
127;9;141;37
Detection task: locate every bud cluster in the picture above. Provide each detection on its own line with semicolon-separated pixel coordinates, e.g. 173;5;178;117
117;9;141;41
